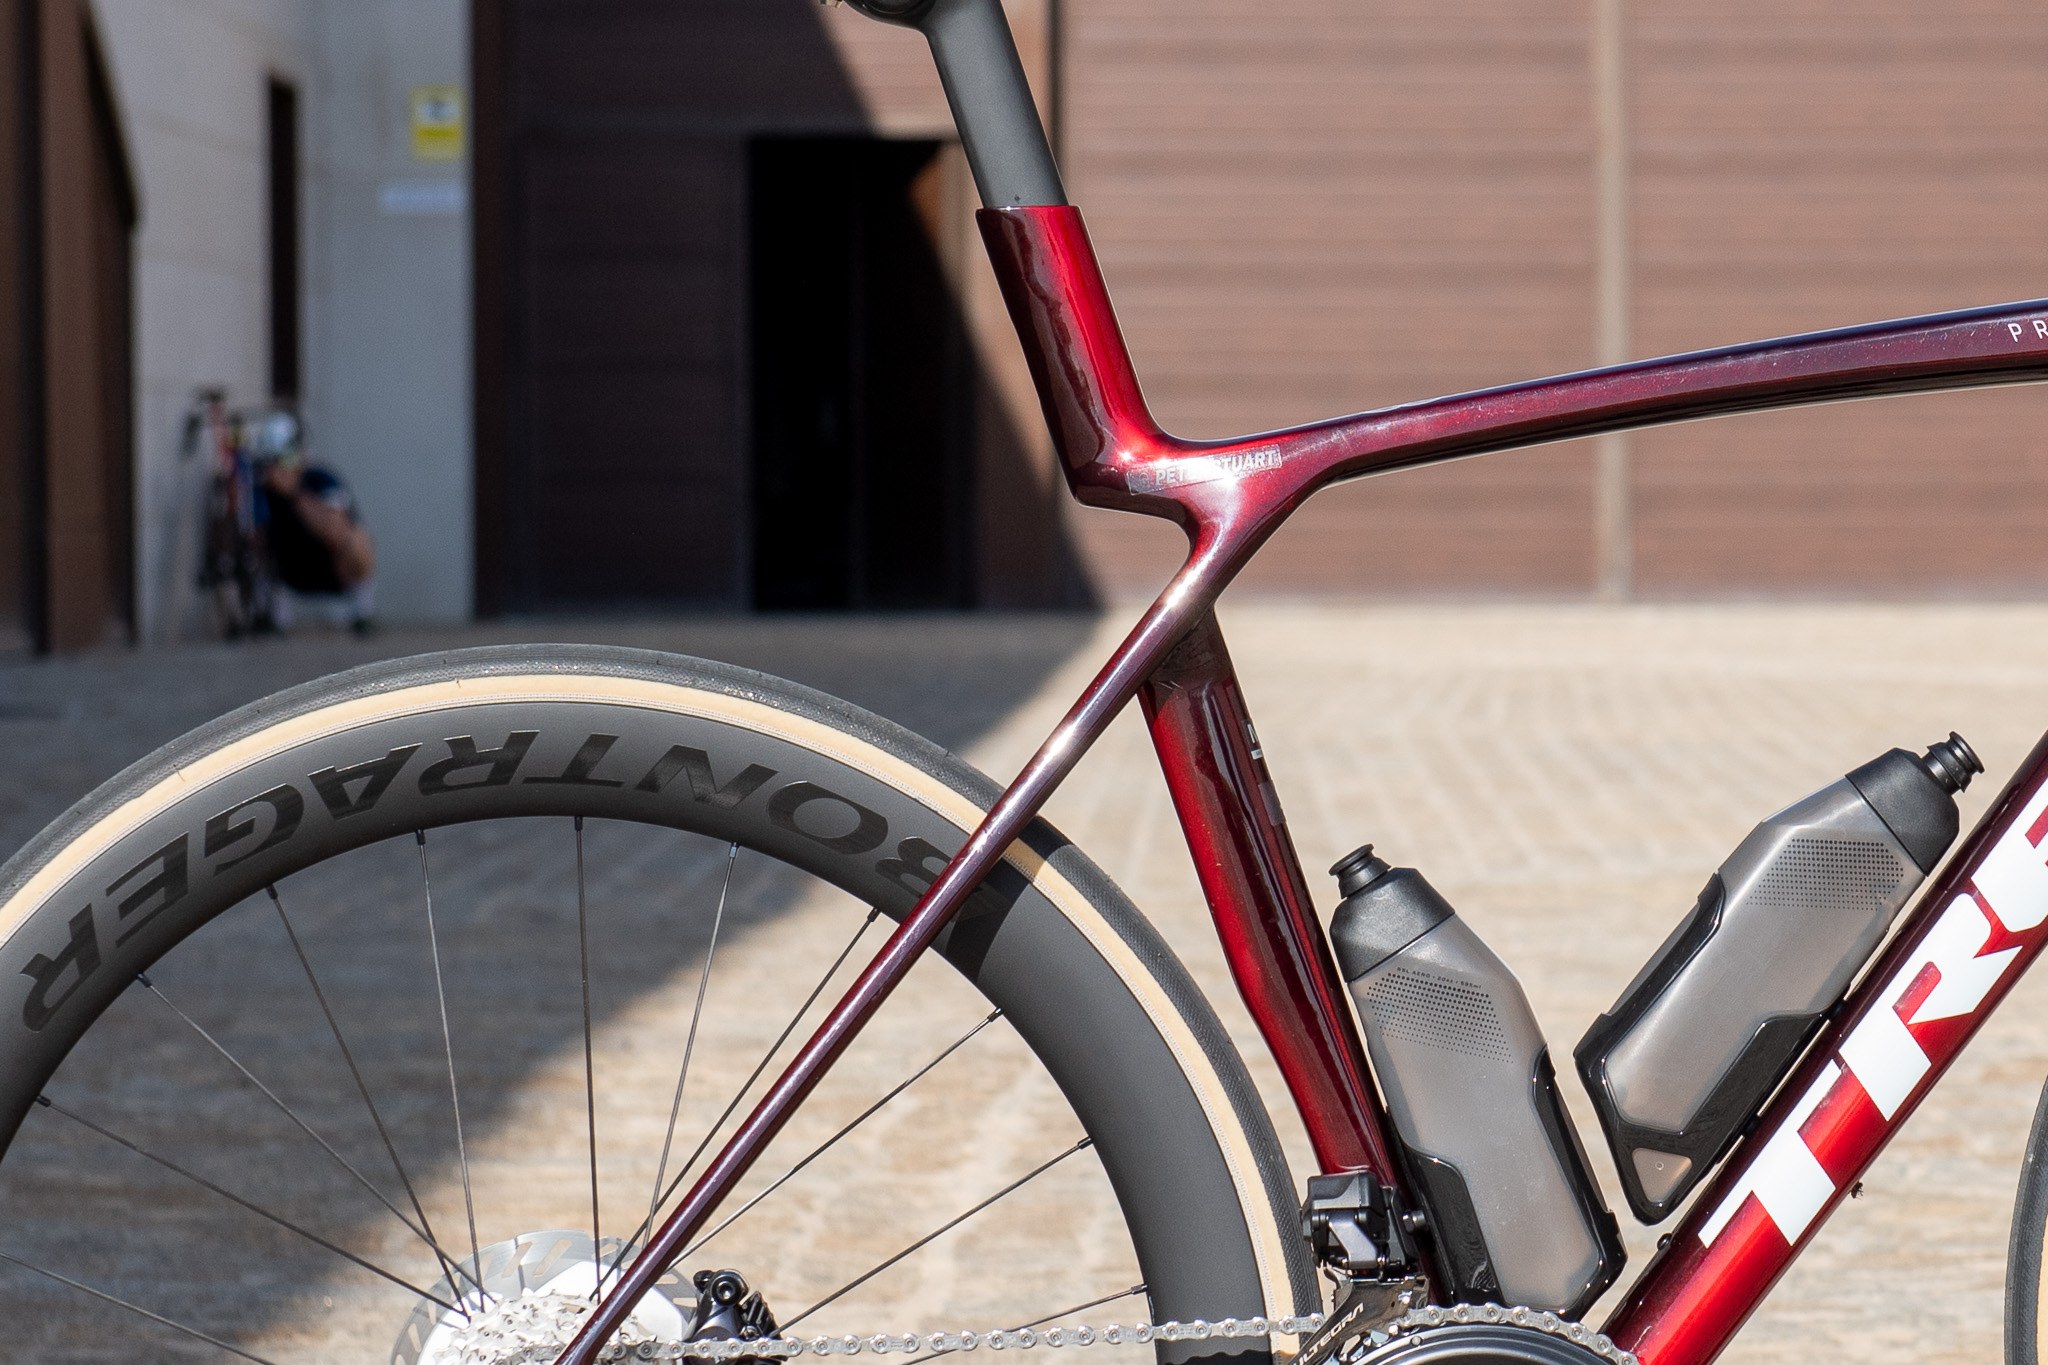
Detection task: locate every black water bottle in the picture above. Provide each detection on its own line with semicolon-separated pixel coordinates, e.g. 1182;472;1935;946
1329;847;1623;1317
1575;734;1981;1222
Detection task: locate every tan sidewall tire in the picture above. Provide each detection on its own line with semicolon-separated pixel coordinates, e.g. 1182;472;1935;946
0;645;1317;1356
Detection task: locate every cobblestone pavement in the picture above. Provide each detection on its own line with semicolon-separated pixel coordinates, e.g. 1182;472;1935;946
5;603;2048;1363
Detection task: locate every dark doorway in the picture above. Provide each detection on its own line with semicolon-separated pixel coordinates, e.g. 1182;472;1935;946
266;76;299;401
84;18;133;640
473;0;878;616
750;137;972;610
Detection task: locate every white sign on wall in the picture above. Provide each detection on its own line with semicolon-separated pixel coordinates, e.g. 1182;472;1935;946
377;179;467;216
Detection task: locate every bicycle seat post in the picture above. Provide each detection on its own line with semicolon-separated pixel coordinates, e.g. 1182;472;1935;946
839;0;1066;209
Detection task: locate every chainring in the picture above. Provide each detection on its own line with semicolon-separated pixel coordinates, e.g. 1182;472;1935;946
1354;1321;1620;1365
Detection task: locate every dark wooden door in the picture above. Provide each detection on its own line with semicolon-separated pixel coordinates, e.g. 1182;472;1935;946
749;138;972;611
0;0;135;653
509;128;741;607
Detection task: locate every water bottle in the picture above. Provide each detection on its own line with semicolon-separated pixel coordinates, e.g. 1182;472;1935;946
1575;733;1982;1222
1329;847;1624;1317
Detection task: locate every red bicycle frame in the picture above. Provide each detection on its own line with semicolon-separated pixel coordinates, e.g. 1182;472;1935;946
563;72;2048;1365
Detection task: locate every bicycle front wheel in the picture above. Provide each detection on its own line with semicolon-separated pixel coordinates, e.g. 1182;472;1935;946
0;645;1314;1363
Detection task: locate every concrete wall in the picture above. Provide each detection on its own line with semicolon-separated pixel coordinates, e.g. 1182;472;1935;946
94;0;469;640
311;0;470;624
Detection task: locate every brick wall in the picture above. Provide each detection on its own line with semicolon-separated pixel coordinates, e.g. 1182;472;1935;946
1629;1;2048;594
1052;0;2048;600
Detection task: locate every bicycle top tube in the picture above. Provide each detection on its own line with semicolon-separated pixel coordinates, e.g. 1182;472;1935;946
979;204;2048;574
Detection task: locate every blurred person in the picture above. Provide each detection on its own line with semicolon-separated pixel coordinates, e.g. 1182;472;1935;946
252;412;377;634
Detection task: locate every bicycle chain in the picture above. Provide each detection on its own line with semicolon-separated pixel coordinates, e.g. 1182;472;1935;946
442;1295;1638;1365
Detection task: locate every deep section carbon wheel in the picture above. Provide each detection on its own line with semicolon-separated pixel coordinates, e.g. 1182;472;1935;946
2009;1075;2048;1365
0;645;1315;1363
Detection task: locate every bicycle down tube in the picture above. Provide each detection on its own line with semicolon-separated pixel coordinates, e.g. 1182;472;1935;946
558;6;2048;1364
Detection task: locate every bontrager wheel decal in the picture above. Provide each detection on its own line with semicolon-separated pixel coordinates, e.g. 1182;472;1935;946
0;669;1302;1333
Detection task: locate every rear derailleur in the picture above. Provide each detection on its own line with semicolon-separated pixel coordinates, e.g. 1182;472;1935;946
1292;1173;1426;1365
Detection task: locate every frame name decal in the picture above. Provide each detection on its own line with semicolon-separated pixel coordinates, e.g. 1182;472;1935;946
1126;449;1283;495
2007;319;2048;342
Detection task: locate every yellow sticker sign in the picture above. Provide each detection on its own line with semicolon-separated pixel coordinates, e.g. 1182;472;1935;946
410;85;465;162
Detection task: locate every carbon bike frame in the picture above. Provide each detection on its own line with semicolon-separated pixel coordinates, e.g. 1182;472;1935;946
561;7;2048;1364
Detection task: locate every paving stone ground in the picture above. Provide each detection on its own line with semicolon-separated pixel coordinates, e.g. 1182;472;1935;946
4;602;2048;1363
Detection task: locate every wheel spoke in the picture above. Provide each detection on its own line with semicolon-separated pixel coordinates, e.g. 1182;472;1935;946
776;1136;1096;1331
901;1285;1148;1365
619;902;882;1262
646;841;738;1244
418;829;487;1302
679;1009;1005;1261
576;817;602;1297
0;1245;284;1365
268;884;479;1307
35;1094;456;1313
134;972;450;1262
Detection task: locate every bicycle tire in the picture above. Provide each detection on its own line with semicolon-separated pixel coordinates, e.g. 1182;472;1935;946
2009;1076;2048;1364
0;644;1316;1360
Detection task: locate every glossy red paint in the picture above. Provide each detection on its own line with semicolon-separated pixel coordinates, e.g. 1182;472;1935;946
1604;729;2048;1365
561;202;2048;1365
1137;612;1400;1180
978;205;2048;570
